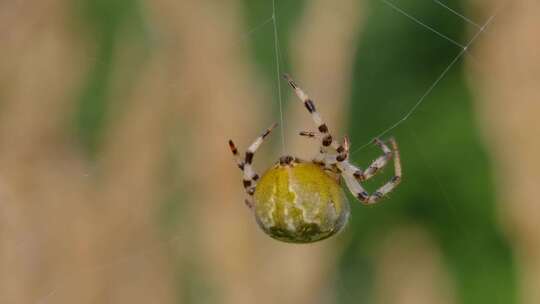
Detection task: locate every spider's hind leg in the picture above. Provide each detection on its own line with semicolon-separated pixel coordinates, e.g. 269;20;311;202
353;138;394;182
338;138;402;205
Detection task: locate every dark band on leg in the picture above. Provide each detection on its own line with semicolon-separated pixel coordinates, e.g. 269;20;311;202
300;131;315;137
357;191;369;201
282;73;297;89
245;152;254;164
322;135;333;147
314;160;325;166
353;171;362;178
305;99;316;113
228;140;238;155
262;123;278;138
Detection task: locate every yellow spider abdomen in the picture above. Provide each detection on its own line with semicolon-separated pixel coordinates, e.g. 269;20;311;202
253;162;350;243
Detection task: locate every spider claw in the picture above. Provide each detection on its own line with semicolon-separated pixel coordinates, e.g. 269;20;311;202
388;137;398;148
262;123;278;139
299;131;316;138
228;140;238;154
373;138;384;147
343;136;350;152
282;73;297;88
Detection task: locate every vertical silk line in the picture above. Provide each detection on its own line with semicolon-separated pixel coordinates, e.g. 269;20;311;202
272;0;286;154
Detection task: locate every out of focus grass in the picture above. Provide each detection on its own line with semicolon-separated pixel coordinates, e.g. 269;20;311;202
74;0;148;156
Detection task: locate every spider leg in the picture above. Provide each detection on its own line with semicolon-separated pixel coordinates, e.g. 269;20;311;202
337;138;402;205
300;131;349;168
353;138;393;182
228;140;244;170
299;130;344;152
299;131;316;138
284;74;341;151
228;123;277;208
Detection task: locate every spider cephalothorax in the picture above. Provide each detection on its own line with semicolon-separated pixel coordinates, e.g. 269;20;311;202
228;74;402;243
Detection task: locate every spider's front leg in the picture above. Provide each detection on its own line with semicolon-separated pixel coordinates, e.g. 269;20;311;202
336;138;402;204
284;74;341;153
299;131;348;166
228;123;277;208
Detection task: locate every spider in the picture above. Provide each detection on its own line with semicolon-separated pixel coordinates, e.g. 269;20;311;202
228;74;402;243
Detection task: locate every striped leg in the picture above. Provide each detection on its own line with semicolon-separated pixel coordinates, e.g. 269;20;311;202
299;131;347;165
337;138;402;205
284;74;341;151
228;123;277;208
353;138;393;182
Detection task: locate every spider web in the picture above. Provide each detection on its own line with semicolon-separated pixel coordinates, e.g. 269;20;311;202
347;0;503;154
32;1;509;303
266;0;503;154
310;1;510;303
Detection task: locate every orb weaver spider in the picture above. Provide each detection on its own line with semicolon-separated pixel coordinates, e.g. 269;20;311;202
228;74;402;243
